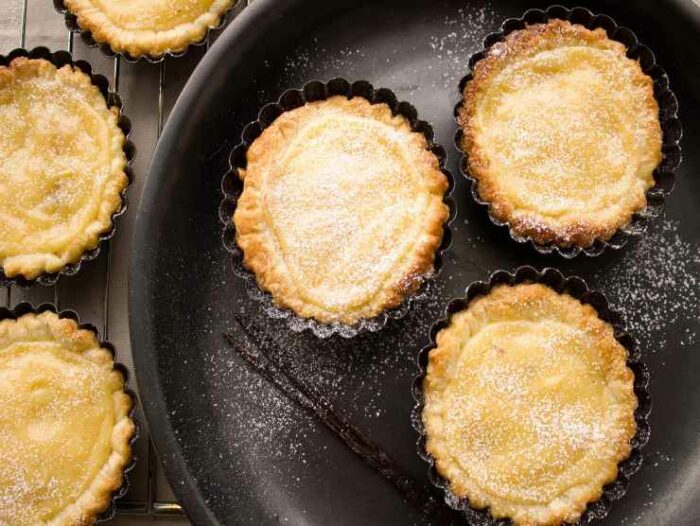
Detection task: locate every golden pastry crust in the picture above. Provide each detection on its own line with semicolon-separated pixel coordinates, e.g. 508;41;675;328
234;95;449;325
0;57;128;280
63;0;236;58
0;311;135;526
459;20;662;247
422;283;637;526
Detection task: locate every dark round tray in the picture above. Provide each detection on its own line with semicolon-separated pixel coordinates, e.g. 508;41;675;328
129;0;700;524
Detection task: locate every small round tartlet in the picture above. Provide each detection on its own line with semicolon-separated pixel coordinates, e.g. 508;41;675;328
459;19;662;249
0;57;128;282
233;95;450;326
62;0;236;59
0;310;135;525
421;283;638;526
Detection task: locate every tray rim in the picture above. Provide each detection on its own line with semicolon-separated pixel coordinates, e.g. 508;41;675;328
129;1;279;523
129;0;700;524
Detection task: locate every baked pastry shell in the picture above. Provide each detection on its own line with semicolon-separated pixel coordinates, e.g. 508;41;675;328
0;47;135;288
220;78;456;338
0;301;140;523
454;5;682;258
53;0;237;63
411;266;652;524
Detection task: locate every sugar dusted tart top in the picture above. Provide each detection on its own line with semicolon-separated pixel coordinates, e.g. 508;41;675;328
234;95;450;325
459;19;662;248
0;57;128;281
422;283;637;526
0;311;135;525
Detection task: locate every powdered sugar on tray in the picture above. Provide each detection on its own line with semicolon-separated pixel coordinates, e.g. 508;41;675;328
270;4;498;100
425;6;499;89
283;44;368;80
229;276;445;425
593;218;700;352
174;275;448;519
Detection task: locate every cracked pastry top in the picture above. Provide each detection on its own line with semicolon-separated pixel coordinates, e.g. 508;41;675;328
422;283;637;526
233;95;450;325
459;19;662;248
0;57;128;281
0;311;135;526
63;0;236;59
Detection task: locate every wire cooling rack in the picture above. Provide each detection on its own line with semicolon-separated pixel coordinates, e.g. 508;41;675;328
2;0;250;519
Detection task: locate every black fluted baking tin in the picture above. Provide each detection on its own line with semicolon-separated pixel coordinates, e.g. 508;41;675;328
0;47;135;288
0;302;139;522
219;78;456;338
411;266;652;524
454;5;683;258
52;0;239;63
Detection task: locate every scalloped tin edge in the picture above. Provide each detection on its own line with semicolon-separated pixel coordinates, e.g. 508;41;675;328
411;266;652;524
219;78;457;339
454;4;683;259
0;47;136;288
0;302;140;523
52;0;239;64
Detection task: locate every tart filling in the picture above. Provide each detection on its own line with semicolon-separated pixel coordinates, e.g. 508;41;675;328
422;283;637;526
0;311;134;526
459;20;662;247
234;95;449;325
0;57;128;280
63;0;236;58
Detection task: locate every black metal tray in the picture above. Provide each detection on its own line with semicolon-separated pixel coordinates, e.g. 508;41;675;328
129;0;700;524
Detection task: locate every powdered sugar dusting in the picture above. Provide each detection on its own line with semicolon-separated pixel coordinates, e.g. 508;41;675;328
424;6;499;90
171;278;447;518
268;3;498;101
593;218;700;352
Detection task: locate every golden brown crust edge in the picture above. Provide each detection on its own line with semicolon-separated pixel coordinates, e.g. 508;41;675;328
422;283;638;526
0;312;135;526
63;0;236;59
233;96;450;325
458;19;661;248
0;57;128;280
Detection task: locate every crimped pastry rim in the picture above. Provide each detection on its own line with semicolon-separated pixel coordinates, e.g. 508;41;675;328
0;302;139;524
0;47;135;288
453;5;682;259
411;266;652;525
220;78;456;338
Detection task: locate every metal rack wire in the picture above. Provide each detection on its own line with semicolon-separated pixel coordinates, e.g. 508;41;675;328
4;0;250;518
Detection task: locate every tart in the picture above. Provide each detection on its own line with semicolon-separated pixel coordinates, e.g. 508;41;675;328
0;311;135;525
422;283;637;526
459;19;662;248
62;0;236;59
0;57;128;281
233;95;450;325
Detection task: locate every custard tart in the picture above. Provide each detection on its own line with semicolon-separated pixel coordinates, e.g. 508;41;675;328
0;311;135;525
422;283;637;526
0;57;128;281
234;95;450;325
63;0;236;59
459;19;662;248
